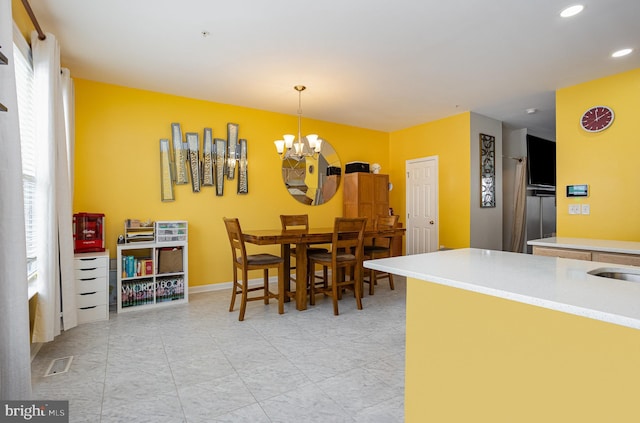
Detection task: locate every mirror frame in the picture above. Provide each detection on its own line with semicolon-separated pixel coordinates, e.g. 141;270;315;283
281;139;341;205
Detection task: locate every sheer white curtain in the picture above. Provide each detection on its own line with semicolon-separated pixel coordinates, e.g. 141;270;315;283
510;157;527;253
31;31;77;342
0;0;32;400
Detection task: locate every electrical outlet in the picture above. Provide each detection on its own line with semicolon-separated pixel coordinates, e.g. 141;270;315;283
581;204;590;215
568;204;580;215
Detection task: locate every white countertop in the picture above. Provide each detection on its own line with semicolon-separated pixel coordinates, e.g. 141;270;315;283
528;237;640;255
364;248;640;330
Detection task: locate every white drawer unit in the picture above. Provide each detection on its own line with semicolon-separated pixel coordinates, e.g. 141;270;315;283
74;250;109;324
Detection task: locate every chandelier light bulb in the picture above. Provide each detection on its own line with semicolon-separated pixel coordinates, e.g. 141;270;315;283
283;134;295;148
306;134;319;150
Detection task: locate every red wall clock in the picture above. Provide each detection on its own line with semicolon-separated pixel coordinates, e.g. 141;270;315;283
580;106;614;132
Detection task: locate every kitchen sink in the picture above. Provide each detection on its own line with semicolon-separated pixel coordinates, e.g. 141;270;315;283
588;267;640;283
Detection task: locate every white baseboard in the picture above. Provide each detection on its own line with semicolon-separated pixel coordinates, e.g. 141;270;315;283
188;276;280;295
188;271;328;295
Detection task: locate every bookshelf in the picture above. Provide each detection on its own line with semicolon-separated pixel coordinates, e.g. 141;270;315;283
116;240;188;313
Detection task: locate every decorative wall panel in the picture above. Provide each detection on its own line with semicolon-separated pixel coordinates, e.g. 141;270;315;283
480;133;496;208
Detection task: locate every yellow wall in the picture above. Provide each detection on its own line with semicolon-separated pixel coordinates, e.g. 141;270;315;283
406;278;640;422
556;68;640;240
389;113;472;248
11;0;34;40
73;79;389;287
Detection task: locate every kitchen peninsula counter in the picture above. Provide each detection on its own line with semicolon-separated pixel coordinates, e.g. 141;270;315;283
527;236;640;255
365;248;640;329
365;248;640;423
528;237;640;266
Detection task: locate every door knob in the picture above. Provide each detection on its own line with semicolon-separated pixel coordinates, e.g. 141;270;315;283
429;220;435;225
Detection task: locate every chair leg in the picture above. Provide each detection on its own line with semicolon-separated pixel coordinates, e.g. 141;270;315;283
368;268;375;295
239;269;249;321
229;267;238;312
263;268;270;305
337;267;344;300
388;272;395;290
331;272;339;316
322;266;328;289
355;270;363;310
309;260;316;305
277;263;284;314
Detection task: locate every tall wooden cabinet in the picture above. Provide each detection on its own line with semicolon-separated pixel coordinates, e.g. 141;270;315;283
343;173;389;227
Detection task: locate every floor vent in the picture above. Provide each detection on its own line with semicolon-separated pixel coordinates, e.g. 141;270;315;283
44;355;73;377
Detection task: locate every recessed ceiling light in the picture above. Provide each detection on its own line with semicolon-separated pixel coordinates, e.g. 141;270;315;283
611;48;633;58
560;5;584;18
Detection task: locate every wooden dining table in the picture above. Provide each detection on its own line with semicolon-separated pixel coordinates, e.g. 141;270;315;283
242;226;405;310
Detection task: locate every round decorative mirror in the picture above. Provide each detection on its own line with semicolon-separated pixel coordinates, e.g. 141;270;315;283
281;140;341;205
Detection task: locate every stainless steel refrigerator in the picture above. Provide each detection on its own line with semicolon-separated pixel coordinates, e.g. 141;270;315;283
525;193;556;253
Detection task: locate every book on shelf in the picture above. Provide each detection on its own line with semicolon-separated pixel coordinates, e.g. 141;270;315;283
121;280;154;308
121;255;152;278
156;277;185;302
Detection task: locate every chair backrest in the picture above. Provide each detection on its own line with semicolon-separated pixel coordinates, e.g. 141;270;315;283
375;214;399;230
223;217;247;264
280;214;309;231
371;214;399;248
332;217;367;260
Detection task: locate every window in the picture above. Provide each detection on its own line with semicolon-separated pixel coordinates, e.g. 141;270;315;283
13;28;37;277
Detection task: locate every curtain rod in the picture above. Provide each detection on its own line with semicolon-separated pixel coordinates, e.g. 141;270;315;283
21;0;46;40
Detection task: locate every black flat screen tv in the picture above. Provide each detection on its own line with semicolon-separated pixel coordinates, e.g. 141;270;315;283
526;135;556;188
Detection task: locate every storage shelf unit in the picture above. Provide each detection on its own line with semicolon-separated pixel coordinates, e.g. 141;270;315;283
74;250;110;323
116;240;188;313
156;220;188;243
124;220;156;243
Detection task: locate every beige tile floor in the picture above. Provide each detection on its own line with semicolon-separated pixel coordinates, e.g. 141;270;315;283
31;276;406;422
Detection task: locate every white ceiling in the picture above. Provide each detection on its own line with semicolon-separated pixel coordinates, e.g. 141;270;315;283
28;0;640;138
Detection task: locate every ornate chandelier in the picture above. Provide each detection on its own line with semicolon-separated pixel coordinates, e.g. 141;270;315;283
274;85;323;160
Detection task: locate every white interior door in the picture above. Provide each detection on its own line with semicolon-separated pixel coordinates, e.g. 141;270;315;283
406;157;439;254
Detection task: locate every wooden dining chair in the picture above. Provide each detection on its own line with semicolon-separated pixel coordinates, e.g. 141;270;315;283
308;217;367;315
363;214;399;295
279;214;328;292
223;217;285;321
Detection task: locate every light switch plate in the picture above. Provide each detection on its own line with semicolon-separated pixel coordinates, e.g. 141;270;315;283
569;204;580;215
581;204;590;215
